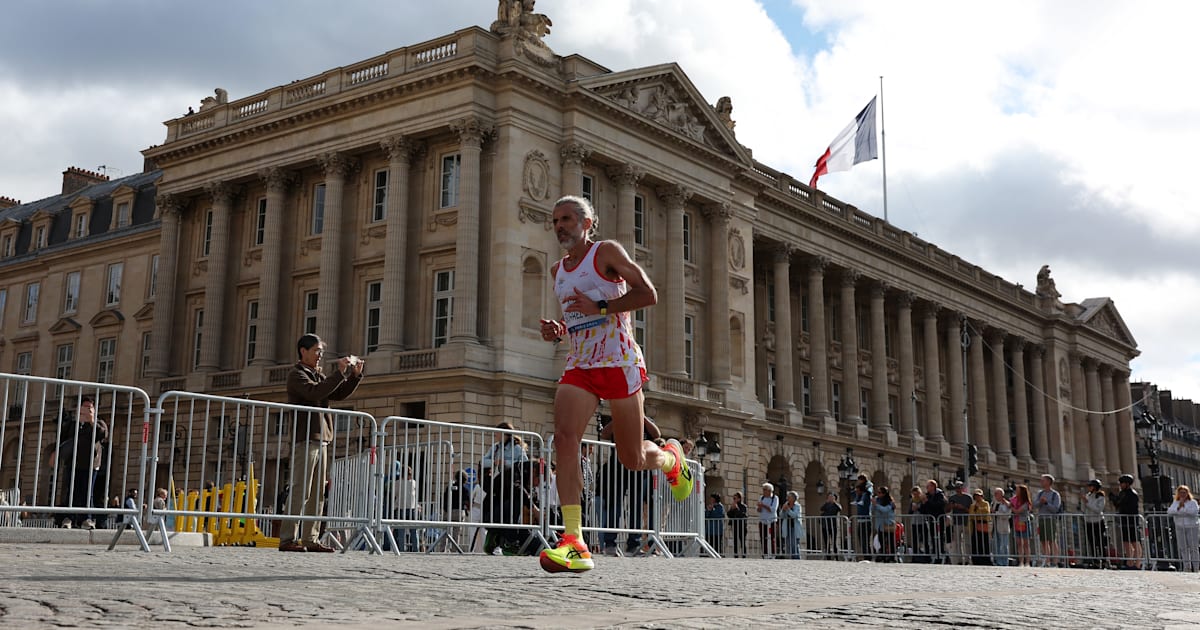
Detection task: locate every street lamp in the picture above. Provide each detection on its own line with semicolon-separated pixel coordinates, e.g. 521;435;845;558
1135;402;1174;570
837;449;858;513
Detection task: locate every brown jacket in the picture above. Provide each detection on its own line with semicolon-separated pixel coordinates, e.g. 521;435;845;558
286;362;363;442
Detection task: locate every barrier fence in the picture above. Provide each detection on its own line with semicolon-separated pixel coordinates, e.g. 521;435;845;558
0;373;153;550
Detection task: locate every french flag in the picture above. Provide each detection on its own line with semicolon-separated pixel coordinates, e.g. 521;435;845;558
809;97;879;189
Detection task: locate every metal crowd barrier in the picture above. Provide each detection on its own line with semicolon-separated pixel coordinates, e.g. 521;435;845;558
1146;513;1200;572
650;452;715;558
0;372;153;550
376;416;549;556
150;390;382;553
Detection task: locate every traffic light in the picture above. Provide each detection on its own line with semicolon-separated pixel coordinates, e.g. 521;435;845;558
967;443;980;477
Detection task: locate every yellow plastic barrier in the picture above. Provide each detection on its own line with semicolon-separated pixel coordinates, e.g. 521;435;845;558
170;468;278;548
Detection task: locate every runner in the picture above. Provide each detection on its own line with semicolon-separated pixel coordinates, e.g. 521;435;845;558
538;195;693;573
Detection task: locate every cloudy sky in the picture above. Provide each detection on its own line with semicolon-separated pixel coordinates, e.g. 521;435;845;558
2;0;1197;402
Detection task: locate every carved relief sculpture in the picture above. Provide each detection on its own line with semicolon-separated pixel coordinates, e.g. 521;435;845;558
728;227;746;271
490;0;556;66
522;150;551;201
716;96;736;132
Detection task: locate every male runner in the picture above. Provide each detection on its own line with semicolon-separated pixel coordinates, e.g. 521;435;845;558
538;195;693;573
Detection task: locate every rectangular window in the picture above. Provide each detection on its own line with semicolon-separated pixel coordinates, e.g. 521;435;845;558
766;271;775;323
861;388;870;424
2;234;11;257
63;271;80;314
141;332;152;379
832;381;842;421
885;321;894;358
857;306;869;348
97;338;116;384
116;202;130;228
633;195;645;246
767;363;777;409
365;281;382;354
372;170;388;222
432;270;454;348
303;291;318;335
830;303;841;342
254;198;267;246
35;226;46;249
311;184;326;235
55;343;74;382
16;352;32;376
0;288;6;327
106;262;123;306
202;209;213;256
148;255;159;298
192;309;204;370
75;214;88;238
633;309;647;349
245;300;259;366
582;174;594;202
802;374;812;415
683;315;695;378
440;154;461;208
888;395;897;427
23;282;39;324
682;213;692;262
801;294;810;332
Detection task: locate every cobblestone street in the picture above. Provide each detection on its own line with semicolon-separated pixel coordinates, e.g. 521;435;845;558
1;544;1198;629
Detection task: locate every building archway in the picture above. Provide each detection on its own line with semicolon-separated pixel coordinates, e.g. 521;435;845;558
766;454;792;501
803;459;827;518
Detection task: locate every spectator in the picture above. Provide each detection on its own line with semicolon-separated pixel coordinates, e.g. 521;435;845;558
1080;479;1108;569
282;333;364;553
546;462;560;527
597;415;660;556
481;422;529;477
757;482;779;559
704;493;725;554
1034;474;1063;567
1166;485;1199;572
728;492;748;558
780;490;804;560
149;488;169;532
819;492;842;561
872;486;896;561
122;488;139;528
917;480;947;564
968;489;992;565
391;466;421;552
991;487;1012;567
55;396;108;529
441;470;469;552
467;470;487;553
1113;474;1141;569
1011;484;1034;567
853;482;873;559
947;481;973;565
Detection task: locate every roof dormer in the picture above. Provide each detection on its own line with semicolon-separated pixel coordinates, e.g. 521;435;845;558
29;209;54;251
68;195;95;240
110;185;136;231
0;217;20;258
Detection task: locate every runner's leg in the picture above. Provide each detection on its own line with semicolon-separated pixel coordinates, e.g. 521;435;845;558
609;390;668;472
553;383;598;540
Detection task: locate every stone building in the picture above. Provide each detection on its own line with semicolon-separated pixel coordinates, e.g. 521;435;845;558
2;6;1141;514
1132;382;1200;500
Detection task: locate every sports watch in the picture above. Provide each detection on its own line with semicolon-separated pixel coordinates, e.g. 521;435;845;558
597;299;609;316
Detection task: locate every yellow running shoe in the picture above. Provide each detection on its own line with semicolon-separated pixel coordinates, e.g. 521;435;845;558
663;438;694;502
539;535;594;573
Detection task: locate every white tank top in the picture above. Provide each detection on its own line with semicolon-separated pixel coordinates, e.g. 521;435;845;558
554;242;644;370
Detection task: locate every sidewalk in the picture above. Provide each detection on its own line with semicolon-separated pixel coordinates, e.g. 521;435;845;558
1;544;1197;629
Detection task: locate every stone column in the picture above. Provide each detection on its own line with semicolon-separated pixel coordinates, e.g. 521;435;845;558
897;291;916;435
1010;339;1032;464
869;282;890;430
1070;354;1092;474
148;195;184;377
253;168;294;366
704;203;733;388
315;152;357;352
988;329;1011;458
968;324;991;454
658;184;692;377
922;303;944;441
378;135;422;352
607;164;643;251
1100;365;1121;477
839;270;861;423
1114;370;1136;477
771;244;795;408
806;257;831;419
560;142;589;199
198;181;237;372
946;316;966;445
1030;345;1051;466
1085;358;1107;476
449;117;491;344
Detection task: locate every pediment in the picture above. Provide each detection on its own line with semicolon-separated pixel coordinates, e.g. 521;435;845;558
112;184;137;198
68;195;95;211
133;302;155;322
30;209;55;223
577;64;752;164
48;317;82;335
89;309;125;329
1077;298;1137;348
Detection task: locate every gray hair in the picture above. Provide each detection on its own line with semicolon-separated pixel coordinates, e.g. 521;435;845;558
554;195;598;237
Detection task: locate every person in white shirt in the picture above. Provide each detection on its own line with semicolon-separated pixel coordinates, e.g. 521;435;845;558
467;475;486;553
1167;485;1200;572
391;466;420;552
757;482;779;559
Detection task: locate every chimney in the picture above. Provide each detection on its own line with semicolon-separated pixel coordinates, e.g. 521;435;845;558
62;166;109;195
0;196;20;210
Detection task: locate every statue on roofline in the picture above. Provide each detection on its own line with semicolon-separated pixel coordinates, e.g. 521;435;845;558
491;0;556;66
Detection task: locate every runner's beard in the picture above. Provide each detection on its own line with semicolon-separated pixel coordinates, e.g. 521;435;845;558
557;230;581;250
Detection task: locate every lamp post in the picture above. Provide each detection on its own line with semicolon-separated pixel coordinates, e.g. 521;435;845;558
837;449;858;515
1135;403;1174;570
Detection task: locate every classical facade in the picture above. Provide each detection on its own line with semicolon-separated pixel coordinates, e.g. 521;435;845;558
2;6;1142;515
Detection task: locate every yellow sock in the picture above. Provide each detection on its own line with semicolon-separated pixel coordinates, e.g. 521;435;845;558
660;450;676;473
562;504;583;540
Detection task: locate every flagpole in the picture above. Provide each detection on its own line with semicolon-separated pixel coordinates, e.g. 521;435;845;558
880;75;888;223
